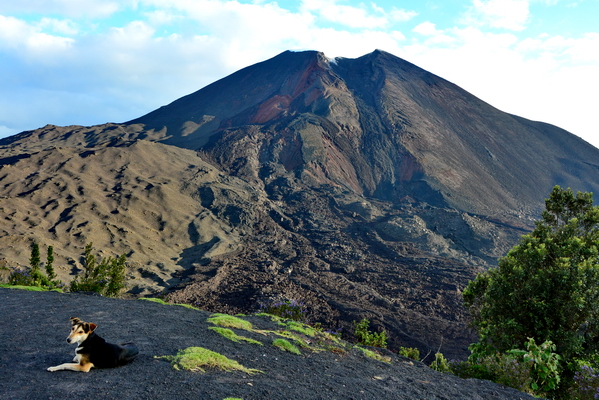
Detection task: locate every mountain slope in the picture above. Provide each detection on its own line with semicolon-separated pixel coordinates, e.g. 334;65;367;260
1;288;537;400
1;50;599;360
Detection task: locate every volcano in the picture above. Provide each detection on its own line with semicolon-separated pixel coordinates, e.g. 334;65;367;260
2;50;599;359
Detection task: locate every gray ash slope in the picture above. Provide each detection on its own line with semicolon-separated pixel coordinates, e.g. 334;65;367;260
0;288;536;400
1;50;599;361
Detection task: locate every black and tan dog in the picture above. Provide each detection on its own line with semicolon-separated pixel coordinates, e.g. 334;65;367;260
47;317;139;372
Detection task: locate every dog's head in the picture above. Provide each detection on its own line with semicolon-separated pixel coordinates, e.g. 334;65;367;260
66;317;97;345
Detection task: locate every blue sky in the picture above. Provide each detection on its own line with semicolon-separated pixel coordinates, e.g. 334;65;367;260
1;0;598;148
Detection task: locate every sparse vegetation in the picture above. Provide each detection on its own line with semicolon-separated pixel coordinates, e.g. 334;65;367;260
207;314;254;331
139;297;200;310
209;327;262;345
355;346;391;363
279;320;318;337
155;347;262;374
7;243;62;290
273;338;301;355
399;347;420;361
353;318;387;348
69;242;127;297
430;352;451;373
259;299;307;322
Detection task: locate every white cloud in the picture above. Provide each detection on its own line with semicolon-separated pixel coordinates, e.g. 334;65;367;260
462;0;530;31
390;8;418;23
300;0;387;28
0;0;598;149
38;17;80;35
299;0;415;29
0;0;123;18
401;24;599;146
413;21;439;36
0;15;74;59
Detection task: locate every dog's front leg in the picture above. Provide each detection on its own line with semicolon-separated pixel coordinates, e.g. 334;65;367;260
47;362;93;372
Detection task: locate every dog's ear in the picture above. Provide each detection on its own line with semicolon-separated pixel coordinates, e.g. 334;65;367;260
89;323;97;332
70;317;81;325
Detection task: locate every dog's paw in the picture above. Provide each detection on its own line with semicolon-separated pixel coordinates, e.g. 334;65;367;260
47;366;59;372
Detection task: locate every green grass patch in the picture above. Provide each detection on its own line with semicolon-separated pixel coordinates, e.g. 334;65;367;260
273;339;301;355
355;346;391;363
139;297;200;310
274;330;323;352
0;284;62;292
209;327;263;345
280;320;318;337
155;347;262;374
207;314;253;330
255;312;282;322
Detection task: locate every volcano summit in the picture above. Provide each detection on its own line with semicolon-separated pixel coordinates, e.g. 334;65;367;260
2;50;599;359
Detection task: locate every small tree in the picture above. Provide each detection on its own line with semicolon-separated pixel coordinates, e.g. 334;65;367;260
28;242;50;287
464;186;599;395
69;243;127;297
45;245;56;282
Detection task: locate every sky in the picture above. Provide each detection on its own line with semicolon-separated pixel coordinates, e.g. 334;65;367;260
1;0;598;148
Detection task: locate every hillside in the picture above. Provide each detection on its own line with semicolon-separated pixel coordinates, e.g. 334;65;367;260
0;287;536;400
2;50;599;361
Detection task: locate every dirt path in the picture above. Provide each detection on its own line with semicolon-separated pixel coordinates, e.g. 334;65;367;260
0;288;535;399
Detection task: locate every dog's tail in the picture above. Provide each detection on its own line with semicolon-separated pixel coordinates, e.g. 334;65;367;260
120;342;139;363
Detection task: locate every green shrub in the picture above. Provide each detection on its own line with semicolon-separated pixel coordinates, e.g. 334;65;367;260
430;352;451;373
463;186;599;397
508;338;561;395
453;338;560;397
452;352;533;392
69;243;127;297
353;318;387;348
399;347;420;361
8;243;62;289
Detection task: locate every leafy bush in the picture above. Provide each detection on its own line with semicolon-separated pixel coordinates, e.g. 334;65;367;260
430;352;451;373
399;347;420;361
69;243;127;297
353;318;387;348
508;338;561;395
452;338;561;397
452;353;532;392
463;186;599;396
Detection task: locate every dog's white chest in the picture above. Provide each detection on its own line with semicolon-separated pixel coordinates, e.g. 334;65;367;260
73;348;83;363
